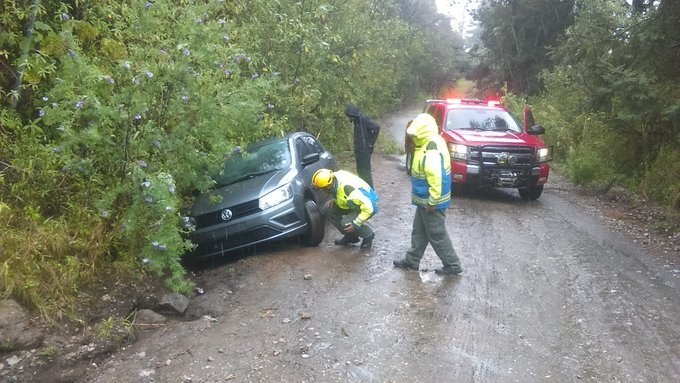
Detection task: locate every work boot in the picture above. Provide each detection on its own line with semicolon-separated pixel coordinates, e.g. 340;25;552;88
434;266;463;276
334;235;360;246
392;259;419;271
360;234;374;249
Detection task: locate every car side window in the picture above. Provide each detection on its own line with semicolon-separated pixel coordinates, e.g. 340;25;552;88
295;138;312;163
302;136;324;154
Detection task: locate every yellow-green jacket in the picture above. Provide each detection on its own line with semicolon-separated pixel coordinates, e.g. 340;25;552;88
405;113;452;210
333;170;379;227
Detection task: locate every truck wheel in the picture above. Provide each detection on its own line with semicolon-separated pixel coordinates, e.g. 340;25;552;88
452;183;474;197
302;200;324;246
518;185;544;200
452;183;465;197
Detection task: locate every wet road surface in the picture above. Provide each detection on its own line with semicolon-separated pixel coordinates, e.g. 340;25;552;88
82;109;680;383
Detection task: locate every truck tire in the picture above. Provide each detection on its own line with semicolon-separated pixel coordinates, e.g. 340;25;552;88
518;184;543;200
452;183;474;197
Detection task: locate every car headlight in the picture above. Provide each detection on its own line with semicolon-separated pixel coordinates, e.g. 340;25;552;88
448;143;468;160
180;216;197;232
259;183;293;210
537;147;551;163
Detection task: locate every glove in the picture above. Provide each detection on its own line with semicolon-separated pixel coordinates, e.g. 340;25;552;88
342;223;357;235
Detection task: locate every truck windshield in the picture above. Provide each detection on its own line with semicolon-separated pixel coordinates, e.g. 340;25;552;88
445;109;522;133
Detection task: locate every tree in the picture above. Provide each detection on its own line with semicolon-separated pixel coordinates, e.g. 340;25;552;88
472;0;575;95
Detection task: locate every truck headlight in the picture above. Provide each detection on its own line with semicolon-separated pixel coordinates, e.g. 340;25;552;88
259;184;293;210
537;147;551;163
448;143;468;160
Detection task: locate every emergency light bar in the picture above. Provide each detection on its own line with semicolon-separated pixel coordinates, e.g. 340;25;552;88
425;98;505;107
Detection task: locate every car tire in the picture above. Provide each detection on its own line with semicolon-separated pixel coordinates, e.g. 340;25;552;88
518;184;543;200
302;200;324;246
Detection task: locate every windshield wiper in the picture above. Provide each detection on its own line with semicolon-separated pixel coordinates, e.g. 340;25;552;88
217;169;278;187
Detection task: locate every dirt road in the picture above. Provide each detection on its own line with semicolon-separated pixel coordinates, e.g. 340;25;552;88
80;108;680;382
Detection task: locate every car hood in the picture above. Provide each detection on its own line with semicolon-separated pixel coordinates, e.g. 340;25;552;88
190;168;294;216
443;129;545;147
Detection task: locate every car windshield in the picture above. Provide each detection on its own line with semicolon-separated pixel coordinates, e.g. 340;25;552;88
445;108;522;133
214;139;291;187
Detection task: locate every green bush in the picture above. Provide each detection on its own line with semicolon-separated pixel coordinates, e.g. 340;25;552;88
565;147;610;186
639;147;680;209
1;0;462;323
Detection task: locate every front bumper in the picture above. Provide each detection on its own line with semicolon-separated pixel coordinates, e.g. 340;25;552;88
188;198;307;258
451;145;550;188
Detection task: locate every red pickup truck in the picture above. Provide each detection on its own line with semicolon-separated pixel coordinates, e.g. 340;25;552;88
406;98;551;200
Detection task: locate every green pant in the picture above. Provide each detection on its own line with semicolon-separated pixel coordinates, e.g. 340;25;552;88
355;151;374;188
405;206;461;269
325;204;374;239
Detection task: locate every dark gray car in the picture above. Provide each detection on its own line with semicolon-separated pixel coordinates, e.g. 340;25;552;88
183;132;336;259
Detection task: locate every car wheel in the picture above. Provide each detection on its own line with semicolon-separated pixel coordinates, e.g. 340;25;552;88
302;200;324;246
518;184;543;200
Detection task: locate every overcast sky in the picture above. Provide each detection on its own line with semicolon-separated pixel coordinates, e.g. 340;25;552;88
435;0;480;35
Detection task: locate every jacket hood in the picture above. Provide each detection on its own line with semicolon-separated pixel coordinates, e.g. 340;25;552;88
406;113;438;146
345;104;361;118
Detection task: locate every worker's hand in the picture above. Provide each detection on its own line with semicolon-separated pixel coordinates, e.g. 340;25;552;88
324;199;336;209
426;204;435;214
342;223;357;235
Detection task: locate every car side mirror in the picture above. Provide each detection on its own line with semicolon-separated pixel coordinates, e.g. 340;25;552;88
527;125;545;135
301;152;320;167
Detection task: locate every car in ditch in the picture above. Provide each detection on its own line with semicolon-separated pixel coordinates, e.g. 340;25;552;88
182;132;336;259
407;98;551;200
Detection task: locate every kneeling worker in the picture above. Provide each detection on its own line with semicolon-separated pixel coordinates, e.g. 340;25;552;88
312;168;379;249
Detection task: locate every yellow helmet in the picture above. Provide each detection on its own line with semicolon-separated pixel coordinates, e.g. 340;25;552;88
312;169;334;189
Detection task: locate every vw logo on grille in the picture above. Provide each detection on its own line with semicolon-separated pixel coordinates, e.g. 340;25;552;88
220;209;233;221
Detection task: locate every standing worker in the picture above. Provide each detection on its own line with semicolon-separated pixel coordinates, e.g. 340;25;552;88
392;113;463;276
312;168;378;249
345;104;380;188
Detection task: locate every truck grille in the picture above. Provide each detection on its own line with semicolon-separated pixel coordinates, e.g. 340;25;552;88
195;199;261;229
469;146;534;168
469;146;536;187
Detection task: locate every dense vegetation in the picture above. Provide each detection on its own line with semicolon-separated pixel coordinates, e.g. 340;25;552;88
1;0;677;323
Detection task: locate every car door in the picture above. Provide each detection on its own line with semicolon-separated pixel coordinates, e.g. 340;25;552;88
295;135;332;202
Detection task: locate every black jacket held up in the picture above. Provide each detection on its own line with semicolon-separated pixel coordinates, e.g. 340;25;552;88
346;104;380;153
